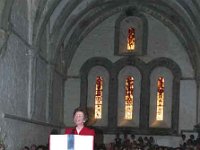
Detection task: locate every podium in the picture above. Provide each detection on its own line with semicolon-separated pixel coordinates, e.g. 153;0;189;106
50;134;94;150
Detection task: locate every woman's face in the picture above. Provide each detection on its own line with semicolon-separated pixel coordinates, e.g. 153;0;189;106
73;111;85;126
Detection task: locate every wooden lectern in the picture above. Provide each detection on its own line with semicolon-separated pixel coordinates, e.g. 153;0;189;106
50;134;94;150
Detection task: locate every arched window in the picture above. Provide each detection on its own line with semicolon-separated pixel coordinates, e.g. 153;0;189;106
156;77;165;121
87;66;109;126
95;76;103;119
125;76;134;120
80;57;181;134
149;67;173;128
127;28;135;51
117;66;141;127
114;13;148;56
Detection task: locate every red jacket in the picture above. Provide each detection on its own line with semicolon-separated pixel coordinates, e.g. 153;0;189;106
65;127;95;136
65;127;95;150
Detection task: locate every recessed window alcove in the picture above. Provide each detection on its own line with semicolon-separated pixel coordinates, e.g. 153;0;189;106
114;10;148;56
80;57;181;135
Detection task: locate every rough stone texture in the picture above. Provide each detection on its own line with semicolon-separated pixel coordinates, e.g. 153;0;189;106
2;119;50;149
39;28;47;59
10;0;28;42
0;29;9;57
51;71;64;124
49;0;70;32
32;57;47;121
0;0;6;26
179;80;197;131
31;0;40;21
0;29;6;49
0;33;52;149
0;33;29;116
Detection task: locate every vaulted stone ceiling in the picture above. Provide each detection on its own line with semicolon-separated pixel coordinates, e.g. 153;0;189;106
1;0;200;79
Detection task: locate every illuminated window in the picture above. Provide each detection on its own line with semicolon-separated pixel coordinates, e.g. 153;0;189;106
127;27;135;51
125;76;134;120
95;76;103;119
156;77;165;121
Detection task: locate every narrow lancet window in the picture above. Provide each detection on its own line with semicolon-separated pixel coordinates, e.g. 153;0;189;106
127;27;135;51
156;77;165;121
125;76;134;120
95;76;103;119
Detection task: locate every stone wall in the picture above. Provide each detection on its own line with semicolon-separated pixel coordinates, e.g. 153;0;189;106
0;1;64;149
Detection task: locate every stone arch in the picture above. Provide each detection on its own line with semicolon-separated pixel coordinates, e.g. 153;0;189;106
114;8;148;56
55;0;199;79
80;57;112;107
0;0;13;29
147;57;182;134
0;0;14;57
111;57;147;130
33;0;82;47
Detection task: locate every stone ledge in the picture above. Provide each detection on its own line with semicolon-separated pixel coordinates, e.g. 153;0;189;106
2;113;65;128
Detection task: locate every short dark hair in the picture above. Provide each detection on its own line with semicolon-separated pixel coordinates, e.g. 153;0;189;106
24;146;30;150
73;107;88;121
50;128;59;134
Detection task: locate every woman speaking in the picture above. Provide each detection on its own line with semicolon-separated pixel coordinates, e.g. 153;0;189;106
65;107;95;136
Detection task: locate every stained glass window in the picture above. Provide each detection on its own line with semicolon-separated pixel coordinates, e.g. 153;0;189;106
125;76;134;120
156;77;165;121
127;27;135;51
95;76;103;119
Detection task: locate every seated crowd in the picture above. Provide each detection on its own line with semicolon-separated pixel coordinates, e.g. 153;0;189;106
21;132;200;150
22;144;48;150
95;133;200;150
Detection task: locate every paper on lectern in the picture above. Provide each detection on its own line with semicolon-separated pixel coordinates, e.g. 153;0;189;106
74;135;93;149
50;134;94;150
50;135;68;150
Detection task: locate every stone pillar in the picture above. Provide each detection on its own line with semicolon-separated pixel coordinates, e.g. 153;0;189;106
46;21;54;123
195;67;200;124
27;48;37;119
27;0;35;46
0;29;9;57
196;80;200;122
46;63;54;123
194;74;200;137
